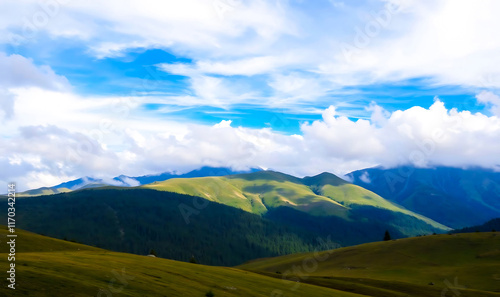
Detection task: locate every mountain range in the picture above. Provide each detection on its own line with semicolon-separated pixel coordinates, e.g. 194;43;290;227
3;169;455;266
7;165;500;267
20;164;500;230
16;166;261;197
347;166;500;228
141;170;448;230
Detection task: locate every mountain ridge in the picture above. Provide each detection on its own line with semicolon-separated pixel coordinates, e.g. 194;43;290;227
141;170;450;232
16;166;262;197
347;166;500;228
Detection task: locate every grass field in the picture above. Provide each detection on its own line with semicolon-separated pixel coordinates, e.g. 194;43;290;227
239;232;500;296
2;227;499;296
0;227;364;296
16;187;72;197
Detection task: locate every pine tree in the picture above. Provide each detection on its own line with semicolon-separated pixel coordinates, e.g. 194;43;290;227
384;230;391;241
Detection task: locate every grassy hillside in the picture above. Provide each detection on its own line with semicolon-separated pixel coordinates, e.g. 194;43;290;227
239;232;500;297
0;228;363;297
141;170;449;233
142;171;348;217
304;173;447;230
16;187;72;197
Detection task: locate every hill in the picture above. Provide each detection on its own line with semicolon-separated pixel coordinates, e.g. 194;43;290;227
141;170;450;238
239;232;500;297
16;186;72;197
0;227;361;297
347;166;500;228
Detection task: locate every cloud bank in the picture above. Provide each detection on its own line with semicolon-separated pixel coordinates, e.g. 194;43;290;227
3;88;500;190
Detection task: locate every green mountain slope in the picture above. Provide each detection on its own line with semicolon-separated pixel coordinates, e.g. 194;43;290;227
239;232;500;297
17;186;72;197
143;171;347;217
0;227;362;297
304;173;447;230
141;170;449;233
2;189;341;266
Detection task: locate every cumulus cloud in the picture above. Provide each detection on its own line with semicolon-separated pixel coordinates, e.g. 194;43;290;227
3;98;500;191
213;120;233;128
0;52;70;120
0;53;69;90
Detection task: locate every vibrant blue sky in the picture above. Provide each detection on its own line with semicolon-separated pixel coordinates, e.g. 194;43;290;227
1;0;500;190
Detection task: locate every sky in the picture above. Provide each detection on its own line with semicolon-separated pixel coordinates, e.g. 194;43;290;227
2;0;500;191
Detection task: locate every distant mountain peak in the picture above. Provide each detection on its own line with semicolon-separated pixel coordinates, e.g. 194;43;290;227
302;172;348;187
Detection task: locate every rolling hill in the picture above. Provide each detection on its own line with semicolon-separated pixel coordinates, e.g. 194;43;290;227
239;232;500;297
0;227;361;297
347;166;500;228
141;170;450;236
5;227;498;296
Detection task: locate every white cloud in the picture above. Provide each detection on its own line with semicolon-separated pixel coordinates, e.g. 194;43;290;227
213;120;232;128
0;53;69;90
2;1;500;191
3;0;500;91
359;172;371;183
159;55;294;77
0;52;70;120
476;91;500;117
328;0;500;88
0;89;15;120
119;176;140;187
4;97;500;191
2;0;295;58
267;72;331;104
